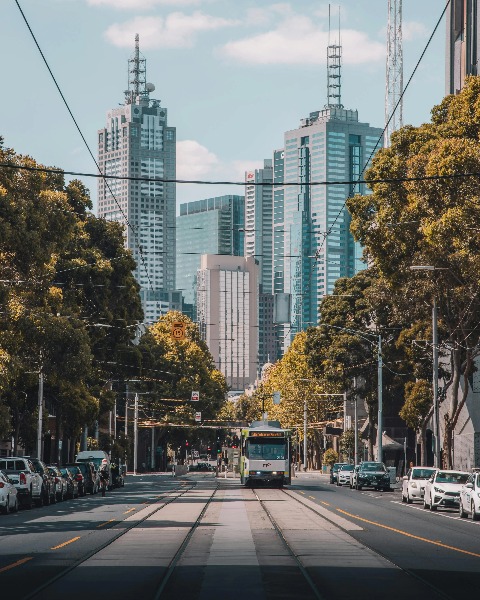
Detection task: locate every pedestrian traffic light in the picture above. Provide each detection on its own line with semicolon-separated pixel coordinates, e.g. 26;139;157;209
186;440;189;447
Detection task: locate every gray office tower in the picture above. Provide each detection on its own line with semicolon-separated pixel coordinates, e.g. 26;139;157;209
274;38;383;353
176;195;245;318
446;0;480;95
97;36;180;324
245;160;276;368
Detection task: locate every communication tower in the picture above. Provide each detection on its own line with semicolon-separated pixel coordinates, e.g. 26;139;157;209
385;0;403;146
327;5;343;108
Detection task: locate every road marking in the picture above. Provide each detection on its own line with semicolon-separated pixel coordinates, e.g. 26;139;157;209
336;508;480;558
124;507;136;514
390;500;480;526
320;501;330;506
0;557;33;573
97;519;116;528
309;495;316;500
51;536;81;550
299;491;305;495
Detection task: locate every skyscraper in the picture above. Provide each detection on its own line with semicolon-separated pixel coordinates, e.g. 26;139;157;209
97;35;178;323
446;0;479;95
273;33;383;351
176;195;244;317
197;255;258;392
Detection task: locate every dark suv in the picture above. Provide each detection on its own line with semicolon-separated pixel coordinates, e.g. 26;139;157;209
355;461;391;491
330;463;349;484
66;462;97;494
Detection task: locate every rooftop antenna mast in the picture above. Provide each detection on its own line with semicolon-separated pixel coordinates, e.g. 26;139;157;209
327;4;343;108
125;34;147;104
385;0;403;146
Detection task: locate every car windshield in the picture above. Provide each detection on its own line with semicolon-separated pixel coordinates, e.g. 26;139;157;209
247;439;286;460
412;468;436;480
436;472;469;484
361;463;385;472
339;465;354;472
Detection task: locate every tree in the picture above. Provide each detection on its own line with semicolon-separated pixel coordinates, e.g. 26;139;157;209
323;448;338;467
348;76;480;467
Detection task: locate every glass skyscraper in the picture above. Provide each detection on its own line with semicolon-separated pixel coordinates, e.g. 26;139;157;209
274;106;383;350
446;0;480;95
97;36;179;324
176;195;244;315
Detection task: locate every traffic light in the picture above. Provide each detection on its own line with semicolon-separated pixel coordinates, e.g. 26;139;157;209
232;435;239;449
216;437;221;454
186;440;189;447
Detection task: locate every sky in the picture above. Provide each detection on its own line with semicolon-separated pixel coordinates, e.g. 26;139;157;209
1;0;447;212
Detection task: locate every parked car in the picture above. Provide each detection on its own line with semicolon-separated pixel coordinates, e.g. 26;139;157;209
64;465;87;496
459;472;480;520
355;461;391;491
401;466;437;504
0;469;18;514
76;451;111;488
59;467;79;499
47;466;67;501
67;462;98;494
349;465;360;489
423;469;469;511
330;463;349;484
337;464;355;486
25;457;56;506
0;457;43;508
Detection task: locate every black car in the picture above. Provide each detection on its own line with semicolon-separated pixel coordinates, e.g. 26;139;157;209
329;463;349;484
26;457;56;505
66;462;97;494
59;467;79;499
64;464;87;496
355;461;391;491
47;466;66;501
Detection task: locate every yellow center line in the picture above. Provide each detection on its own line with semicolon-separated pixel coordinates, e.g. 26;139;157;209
309;495;316;500
96;519;116;528
336;508;480;559
0;557;33;573
124;507;136;514
299;491;305;495
320;501;330;506
51;536;81;550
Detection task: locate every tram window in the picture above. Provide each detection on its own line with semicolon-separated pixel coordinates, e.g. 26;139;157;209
246;439;286;460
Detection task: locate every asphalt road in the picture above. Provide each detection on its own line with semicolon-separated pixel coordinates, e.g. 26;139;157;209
1;472;479;599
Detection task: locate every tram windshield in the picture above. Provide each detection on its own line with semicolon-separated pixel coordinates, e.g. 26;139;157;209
246;439;287;460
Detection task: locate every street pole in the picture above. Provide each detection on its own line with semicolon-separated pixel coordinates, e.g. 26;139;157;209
151;427;155;471
133;393;138;475
114;398;117;440
36;370;44;460
432;298;440;468
377;335;383;462
303;399;307;472
353;377;358;466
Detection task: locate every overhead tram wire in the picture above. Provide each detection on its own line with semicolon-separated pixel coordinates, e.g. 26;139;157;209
14;0;155;296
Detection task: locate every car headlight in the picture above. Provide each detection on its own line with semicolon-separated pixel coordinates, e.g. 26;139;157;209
411;482;417;488
434;487;444;494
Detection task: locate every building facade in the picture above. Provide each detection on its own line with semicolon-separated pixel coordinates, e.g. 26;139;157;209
176;195;244;317
446;0;480;95
197;255;258;392
97;36;178;324
274;107;383;349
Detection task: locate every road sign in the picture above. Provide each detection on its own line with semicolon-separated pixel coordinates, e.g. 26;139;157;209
195;412;201;422
191;390;200;402
171;322;186;341
273;391;281;405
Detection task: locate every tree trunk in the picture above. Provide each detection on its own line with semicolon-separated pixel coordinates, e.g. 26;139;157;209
419;424;427;466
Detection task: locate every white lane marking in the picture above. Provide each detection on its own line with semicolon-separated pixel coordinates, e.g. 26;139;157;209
390;500;480;525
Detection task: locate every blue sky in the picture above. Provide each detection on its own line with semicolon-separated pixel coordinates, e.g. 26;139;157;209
2;0;446;210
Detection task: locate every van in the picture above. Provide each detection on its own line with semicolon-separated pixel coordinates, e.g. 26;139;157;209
76;451;111;487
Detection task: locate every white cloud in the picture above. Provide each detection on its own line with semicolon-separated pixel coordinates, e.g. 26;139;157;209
221;15;384;66
88;0;203;9
403;21;428;41
176;140;219;180
105;12;238;49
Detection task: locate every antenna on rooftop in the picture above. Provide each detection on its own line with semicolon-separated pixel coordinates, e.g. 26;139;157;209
385;0;403;146
326;4;343;108
125;34;148;104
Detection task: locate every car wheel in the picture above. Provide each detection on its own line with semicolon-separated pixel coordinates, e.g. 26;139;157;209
35;489;44;508
472;501;480;521
423;496;429;509
459;500;468;518
401;490;406;502
406;492;413;504
1;497;10;514
429;502;437;511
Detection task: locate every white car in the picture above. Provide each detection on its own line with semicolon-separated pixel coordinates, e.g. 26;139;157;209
423;469;469;511
337;464;355;486
401;466;436;504
349;465;360;489
0;469;19;514
459;472;480;520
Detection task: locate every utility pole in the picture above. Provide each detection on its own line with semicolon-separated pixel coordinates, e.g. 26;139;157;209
133;393;138;475
353;377;358;466
433;298;441;468
36;369;44;460
303;399;307;472
377;335;383;462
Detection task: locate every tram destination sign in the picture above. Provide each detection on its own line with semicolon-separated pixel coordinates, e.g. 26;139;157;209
249;431;284;437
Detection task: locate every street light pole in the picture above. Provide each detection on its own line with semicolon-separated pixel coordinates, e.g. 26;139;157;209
377;334;383;462
432;297;441;468
133;393;138;475
303;399;307;472
36;369;44;460
354;377;358;466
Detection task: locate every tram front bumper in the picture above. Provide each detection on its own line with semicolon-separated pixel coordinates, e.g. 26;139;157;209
248;470;287;482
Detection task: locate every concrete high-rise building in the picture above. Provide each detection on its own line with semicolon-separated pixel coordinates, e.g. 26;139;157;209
97;35;179;323
197;255;258;392
176;195;244;317
446;0;480;95
244;160;276;368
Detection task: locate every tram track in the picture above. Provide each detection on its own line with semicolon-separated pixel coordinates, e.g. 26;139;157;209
24;479;206;600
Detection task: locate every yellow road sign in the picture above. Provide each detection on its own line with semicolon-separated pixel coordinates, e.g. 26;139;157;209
171;322;186;341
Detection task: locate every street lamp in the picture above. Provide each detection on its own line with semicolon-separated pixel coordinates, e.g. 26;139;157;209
409;265;447;468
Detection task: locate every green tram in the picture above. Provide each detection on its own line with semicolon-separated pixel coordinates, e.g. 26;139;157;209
240;420;291;487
